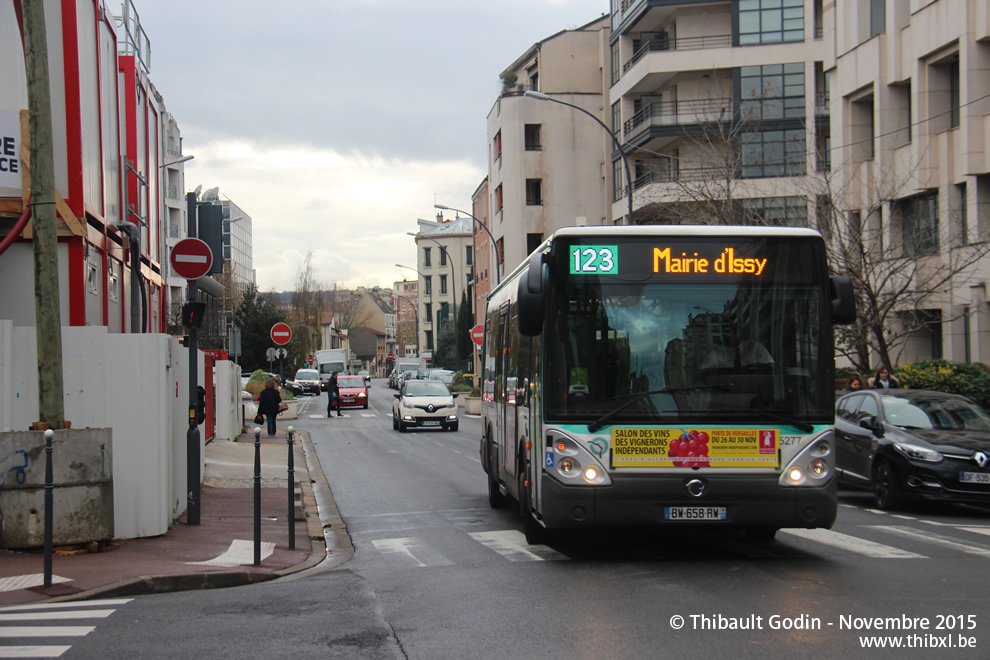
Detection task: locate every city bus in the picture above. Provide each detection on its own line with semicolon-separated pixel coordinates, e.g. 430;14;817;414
480;225;855;544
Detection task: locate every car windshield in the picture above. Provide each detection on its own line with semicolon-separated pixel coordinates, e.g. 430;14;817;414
338;377;365;388
881;394;990;431
405;381;451;397
295;370;319;380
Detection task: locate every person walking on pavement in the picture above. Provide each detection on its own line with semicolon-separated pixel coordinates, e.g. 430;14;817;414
257;378;282;436
327;369;343;418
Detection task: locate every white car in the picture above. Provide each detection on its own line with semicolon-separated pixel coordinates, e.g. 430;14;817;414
392;380;459;432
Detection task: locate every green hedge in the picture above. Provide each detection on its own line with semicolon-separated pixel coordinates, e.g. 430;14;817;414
896;359;990;409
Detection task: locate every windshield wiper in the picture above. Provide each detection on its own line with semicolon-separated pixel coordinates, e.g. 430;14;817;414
587;385;712;433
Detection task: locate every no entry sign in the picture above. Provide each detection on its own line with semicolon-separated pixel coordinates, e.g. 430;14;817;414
170;238;213;280
271;323;292;345
470;323;484;346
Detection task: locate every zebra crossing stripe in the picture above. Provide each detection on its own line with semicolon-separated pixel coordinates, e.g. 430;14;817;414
0;599;132;612
0;610;115;622
868;525;990;557
0;627;94;638
469;530;567;561
0;646;71;657
780;528;927;558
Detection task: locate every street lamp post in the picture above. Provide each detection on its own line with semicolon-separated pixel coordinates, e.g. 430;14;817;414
524;90;635;225
434;204;500;286
395;264;424;358
408;233;459;367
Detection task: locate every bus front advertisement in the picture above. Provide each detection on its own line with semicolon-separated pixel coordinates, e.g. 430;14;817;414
482;226;855;544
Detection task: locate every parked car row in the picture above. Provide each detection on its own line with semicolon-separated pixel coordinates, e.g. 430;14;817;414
834;388;990;510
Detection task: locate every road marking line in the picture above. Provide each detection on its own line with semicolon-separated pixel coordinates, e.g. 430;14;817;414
869;525;990;557
470;530;567;561
0;645;72;657
0;575;71;593
0;600;131;613
956;526;990;537
0;611;115;622
781;528;926;558
864;509;889;515
372;538;452;567
0;627;94;638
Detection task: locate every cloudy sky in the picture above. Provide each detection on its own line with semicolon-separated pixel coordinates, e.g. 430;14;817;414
136;0;607;293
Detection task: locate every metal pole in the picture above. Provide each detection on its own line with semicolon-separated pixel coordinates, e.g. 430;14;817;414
43;429;54;587
186;192;201;525
254;426;262;566
287;426;295;550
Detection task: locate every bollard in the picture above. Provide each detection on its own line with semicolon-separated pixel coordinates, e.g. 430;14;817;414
43;429;54;588
253;426;262;566
287;426;295;550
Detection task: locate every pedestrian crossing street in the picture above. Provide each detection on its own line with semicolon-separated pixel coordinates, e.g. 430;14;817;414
0;599;131;658
356;505;990;567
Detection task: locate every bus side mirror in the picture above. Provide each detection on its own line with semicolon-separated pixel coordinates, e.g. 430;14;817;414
830;275;856;325
518;251;547;337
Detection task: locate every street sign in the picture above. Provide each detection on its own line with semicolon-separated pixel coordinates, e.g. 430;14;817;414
387;353;394;360
277;348;288;359
470;323;484;346
169;238;213;280
307;356;315;365
271;323;292;345
266;347;277;359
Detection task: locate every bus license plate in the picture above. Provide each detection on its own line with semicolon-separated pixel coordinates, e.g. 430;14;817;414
421;420;441;427
665;507;727;521
960;472;990;484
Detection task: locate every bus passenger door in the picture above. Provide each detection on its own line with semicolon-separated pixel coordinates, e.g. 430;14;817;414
494;308;508;481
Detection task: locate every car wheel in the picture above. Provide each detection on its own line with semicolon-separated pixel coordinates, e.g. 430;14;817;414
392;412;398;430
447;422;459;432
873;459;903;510
364;403;369;410
398;420;407;433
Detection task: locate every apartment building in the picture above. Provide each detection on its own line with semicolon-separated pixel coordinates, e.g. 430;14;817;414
411;216;473;360
828;0;990;365
394;278;419;360
488;16;613;275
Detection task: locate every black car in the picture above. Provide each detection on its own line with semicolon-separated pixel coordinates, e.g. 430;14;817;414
834;389;990;509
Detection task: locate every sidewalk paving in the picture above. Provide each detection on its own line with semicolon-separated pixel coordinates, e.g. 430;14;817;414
0;425;349;607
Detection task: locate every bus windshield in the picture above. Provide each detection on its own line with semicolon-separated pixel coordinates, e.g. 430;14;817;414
543;236;831;426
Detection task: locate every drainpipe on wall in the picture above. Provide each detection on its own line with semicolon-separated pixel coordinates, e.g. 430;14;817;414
115;222;146;332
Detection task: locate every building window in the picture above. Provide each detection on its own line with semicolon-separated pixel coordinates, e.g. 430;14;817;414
525;124;541;150
896;191;939;257
612;159;623;201
465;245;472;266
740;130;806;178
611;101;621;137
957;183;968;244
496;237;504;266
425;330;434;351
739;63;805;121
423;247;431;268
424;276;432;296
869;0;885;37
440;274;448;295
493;131;502;161
424;303;432;322
526;233;543;255
740;196;808;227
610;41;620;85
526;179;543;206
439;247;447;267
739;0;804;45
495;185;503;212
949;60;960;128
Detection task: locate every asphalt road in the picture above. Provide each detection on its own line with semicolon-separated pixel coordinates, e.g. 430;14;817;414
9;379;990;658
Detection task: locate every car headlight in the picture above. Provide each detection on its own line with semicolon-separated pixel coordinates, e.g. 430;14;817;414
893;443;943;463
358;392;367;398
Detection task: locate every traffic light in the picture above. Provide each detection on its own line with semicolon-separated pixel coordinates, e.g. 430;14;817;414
195;385;206;424
182;301;207;329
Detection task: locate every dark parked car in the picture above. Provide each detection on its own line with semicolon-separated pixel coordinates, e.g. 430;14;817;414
834;389;990;509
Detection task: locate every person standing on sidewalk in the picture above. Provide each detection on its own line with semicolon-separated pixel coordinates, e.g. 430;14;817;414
257;378;282;436
327;370;342;418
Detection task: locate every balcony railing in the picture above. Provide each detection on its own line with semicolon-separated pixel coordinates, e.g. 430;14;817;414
623;34;732;73
624;98;732;139
814;92;830;116
634;166;729;189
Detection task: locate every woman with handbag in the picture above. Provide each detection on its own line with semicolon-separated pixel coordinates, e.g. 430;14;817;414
327;370;342;418
257;378;283;437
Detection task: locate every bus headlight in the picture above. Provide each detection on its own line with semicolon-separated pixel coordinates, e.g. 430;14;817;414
544;431;612;486
780;430;833;487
